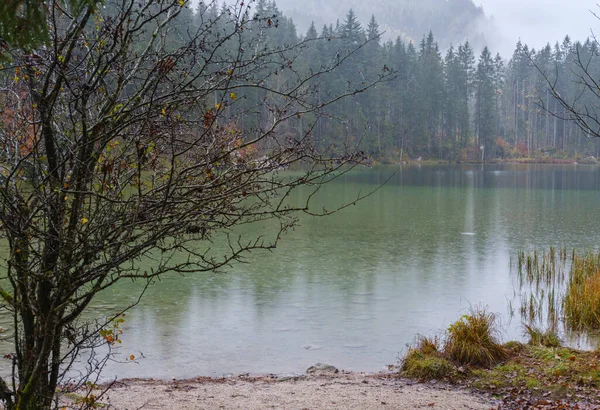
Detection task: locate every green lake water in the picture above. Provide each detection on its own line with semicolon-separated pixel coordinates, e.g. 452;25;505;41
5;164;600;380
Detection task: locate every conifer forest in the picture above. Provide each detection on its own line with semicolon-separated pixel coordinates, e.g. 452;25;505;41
168;1;600;162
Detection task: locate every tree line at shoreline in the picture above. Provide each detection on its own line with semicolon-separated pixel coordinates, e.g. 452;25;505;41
2;1;599;162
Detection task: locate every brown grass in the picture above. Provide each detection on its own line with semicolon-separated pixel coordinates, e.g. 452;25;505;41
564;252;600;330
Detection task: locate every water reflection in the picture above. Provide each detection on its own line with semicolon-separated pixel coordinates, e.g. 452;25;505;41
344;164;600;192
5;164;600;380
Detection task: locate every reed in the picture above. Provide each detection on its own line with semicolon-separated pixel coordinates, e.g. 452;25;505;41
515;247;567;330
515;247;600;333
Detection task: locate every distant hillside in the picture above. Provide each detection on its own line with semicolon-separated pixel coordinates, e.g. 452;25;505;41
273;0;497;49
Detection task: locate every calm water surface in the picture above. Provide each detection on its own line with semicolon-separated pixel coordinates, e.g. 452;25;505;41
12;164;600;380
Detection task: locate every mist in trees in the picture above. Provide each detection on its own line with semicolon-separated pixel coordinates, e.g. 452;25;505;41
229;4;600;161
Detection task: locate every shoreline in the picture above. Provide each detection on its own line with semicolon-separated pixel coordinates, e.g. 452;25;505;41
370;156;599;166
83;370;496;410
375;159;594;166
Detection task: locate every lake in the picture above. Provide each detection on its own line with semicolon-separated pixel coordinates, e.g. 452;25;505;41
19;164;600;380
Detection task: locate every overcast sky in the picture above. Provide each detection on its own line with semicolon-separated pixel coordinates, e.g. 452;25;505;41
478;0;598;53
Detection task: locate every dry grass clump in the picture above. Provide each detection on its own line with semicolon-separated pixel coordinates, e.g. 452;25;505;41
400;336;455;380
564;252;600;331
413;335;439;355
444;308;507;367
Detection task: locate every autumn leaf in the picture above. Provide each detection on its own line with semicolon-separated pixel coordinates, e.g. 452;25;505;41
229;92;237;101
130;354;135;361
81;218;89;225
204;110;216;127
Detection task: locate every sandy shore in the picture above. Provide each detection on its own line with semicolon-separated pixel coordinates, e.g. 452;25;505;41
91;372;494;410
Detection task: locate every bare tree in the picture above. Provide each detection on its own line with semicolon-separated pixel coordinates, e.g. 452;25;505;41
0;0;390;408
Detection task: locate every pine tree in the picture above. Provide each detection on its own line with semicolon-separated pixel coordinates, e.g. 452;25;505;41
340;9;365;46
443;46;461;156
0;0;104;57
367;15;381;43
306;22;318;39
417;32;444;154
359;15;385;153
475;47;498;160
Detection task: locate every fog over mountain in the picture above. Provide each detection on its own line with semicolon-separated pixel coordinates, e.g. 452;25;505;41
272;0;496;51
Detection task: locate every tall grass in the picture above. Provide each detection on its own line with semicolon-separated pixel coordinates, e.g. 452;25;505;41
563;252;600;330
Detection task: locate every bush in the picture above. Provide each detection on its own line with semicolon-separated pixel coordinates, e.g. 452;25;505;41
444;308;507;368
